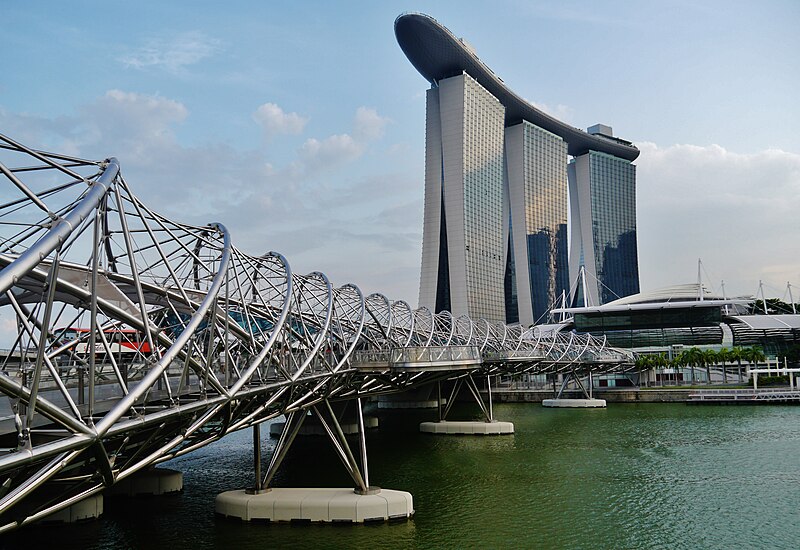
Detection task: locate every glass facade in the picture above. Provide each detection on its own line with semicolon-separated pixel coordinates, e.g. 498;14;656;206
419;74;639;323
461;74;507;321
574;308;721;332
419;73;506;322
573;307;723;348
520;123;569;323
729;323;800;356
570;151;640;305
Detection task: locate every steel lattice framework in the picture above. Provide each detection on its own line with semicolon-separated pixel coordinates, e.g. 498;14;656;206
0;134;633;530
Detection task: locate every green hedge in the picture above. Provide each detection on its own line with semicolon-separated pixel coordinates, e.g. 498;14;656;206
748;375;789;386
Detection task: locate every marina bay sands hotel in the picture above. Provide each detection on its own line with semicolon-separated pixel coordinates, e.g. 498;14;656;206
396;13;641;325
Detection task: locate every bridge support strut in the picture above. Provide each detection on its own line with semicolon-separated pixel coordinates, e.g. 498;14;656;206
216;399;413;523
542;370;607;408
421;374;514;435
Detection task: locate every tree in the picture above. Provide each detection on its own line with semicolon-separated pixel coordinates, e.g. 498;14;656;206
634;354;651;387
672;351;685;385
701;348;718;385
681;347;704;385
652;353;670;385
730;346;745;383
744;346;766;370
716;348;731;384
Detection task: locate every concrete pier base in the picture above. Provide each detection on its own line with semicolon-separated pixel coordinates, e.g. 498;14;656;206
269;416;378;438
43;494;103;523
419;420;514;435
109;467;183;496
215;488;413;523
542;398;607;408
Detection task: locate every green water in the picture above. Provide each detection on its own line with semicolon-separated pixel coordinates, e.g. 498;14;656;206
4;403;799;549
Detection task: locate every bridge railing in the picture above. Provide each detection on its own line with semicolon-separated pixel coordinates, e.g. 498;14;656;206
483;349;548;362
582;351;632;363
389;345;480;365
351;349;392;366
351;345;481;369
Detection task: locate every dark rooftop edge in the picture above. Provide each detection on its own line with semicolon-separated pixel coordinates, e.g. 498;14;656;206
395;12;640;161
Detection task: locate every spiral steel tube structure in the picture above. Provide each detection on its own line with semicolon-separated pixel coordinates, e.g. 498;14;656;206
0;134;632;529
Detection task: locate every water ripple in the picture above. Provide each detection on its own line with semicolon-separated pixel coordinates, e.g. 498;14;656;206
4;404;800;549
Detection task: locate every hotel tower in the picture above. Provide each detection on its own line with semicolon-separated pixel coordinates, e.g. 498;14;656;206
396;13;641;324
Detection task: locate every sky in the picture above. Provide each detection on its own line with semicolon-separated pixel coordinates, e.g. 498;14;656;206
2;0;799;307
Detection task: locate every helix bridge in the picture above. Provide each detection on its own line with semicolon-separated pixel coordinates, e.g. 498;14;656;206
0;133;633;529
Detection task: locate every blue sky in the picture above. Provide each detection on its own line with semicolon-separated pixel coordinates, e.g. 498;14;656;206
2;0;799;305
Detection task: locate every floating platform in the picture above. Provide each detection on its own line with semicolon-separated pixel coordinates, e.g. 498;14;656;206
42;493;103;523
542;398;607;408
109;467;183;497
419;420;514;435
215;488;414;523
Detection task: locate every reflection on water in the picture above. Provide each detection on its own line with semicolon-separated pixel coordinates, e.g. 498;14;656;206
4;403;799;549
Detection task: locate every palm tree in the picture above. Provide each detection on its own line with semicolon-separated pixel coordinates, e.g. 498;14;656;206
744;346;766;373
672;351;688;385
717;348;731;384
682;347;703;385
635;354;651;387
701;348;717;385
652;353;670;385
730;346;745;383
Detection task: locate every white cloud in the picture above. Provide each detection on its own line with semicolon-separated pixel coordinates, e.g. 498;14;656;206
636;142;800;296
353;106;390;141
0;96;421;304
120;31;221;73
287;106;390;178
252;103;308;138
530;100;574;123
298;134;363;172
91;89;188;137
1;89;273;220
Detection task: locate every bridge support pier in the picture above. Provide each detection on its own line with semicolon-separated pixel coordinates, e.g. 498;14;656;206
420;375;514;435
216;398;414;523
378;385;441;409
109;467;183;497
41;493;103;524
542;370;606;408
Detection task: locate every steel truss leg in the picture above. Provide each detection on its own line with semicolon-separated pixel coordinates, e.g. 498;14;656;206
572;371;591;399
437;380;443;422
312;399;379;495
313;401;366;492
251;423;262;493
441;378;463;421
260;410;307;491
486;375;494;422
441;375;494;423
555;373;570;399
556;371;592;399
355;398;370;490
464;375;492;422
